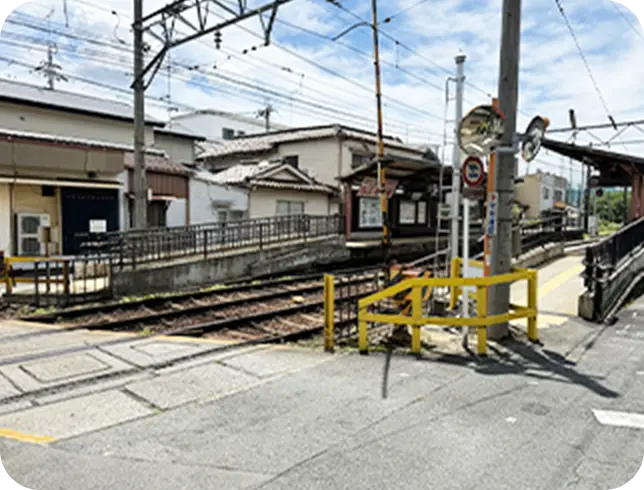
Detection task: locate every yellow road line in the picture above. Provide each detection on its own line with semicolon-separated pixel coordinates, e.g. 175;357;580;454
0;428;56;444
537;263;584;300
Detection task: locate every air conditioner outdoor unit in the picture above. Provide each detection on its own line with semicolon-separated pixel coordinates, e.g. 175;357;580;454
16;213;51;256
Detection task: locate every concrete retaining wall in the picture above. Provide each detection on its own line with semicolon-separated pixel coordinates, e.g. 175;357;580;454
512;242;565;269
111;236;349;297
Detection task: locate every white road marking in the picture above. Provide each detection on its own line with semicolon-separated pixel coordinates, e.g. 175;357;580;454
593;410;644;430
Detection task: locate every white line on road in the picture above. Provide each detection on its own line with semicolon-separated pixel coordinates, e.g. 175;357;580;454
593;410;644;430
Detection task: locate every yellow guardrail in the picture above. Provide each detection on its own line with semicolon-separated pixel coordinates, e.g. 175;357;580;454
355;258;538;356
2;256;71;295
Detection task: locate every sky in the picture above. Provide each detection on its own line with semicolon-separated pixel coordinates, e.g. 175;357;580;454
0;0;644;187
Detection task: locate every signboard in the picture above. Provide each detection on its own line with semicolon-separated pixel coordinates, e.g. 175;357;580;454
521;116;550;163
89;219;107;234
463;187;485;201
486;192;498;236
399;201;416;224
458;105;505;158
358;197;383;228
462;156;485;187
358;177;399;198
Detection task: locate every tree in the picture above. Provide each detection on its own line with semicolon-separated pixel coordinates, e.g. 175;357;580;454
592;189;631;224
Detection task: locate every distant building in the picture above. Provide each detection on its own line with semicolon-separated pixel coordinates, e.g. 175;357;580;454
171;109;289;144
515;171;568;219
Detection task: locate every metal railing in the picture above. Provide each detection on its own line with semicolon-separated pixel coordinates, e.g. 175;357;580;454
2;255;113;307
77;214;344;270
584;216;644;275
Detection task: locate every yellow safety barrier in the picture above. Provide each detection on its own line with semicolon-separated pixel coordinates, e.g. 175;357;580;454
357;259;538;356
2;256;71;296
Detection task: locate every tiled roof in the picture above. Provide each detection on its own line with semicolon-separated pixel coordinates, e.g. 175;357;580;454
197;124;423;160
208;162;278;184
123;152;192;176
0;127;134;152
0;79;163;125
209;161;338;195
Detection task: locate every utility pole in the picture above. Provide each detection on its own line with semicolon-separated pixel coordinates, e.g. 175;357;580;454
487;0;522;341
258;105;273;132
35;43;67;90
46;44;55;90
133;0;147;229
450;54;466;266
371;0;390;255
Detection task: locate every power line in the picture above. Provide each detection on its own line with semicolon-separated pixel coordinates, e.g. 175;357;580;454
611;2;644;43
1;20;438;134
23;1;446;122
549;118;644;133
553;0;617;130
383;0;432;22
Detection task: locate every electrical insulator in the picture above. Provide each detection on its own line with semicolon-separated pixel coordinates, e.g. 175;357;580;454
214;31;222;49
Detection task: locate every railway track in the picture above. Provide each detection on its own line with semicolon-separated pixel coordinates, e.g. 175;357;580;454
0;271;379;365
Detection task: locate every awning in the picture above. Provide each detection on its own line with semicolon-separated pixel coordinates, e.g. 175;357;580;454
339;155;450;184
0;176;122;189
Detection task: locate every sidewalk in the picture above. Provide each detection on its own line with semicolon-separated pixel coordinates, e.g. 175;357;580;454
0;294;643;489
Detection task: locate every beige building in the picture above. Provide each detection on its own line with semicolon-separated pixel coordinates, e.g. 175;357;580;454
208;160;340;220
515;171;567;219
197;124;431;189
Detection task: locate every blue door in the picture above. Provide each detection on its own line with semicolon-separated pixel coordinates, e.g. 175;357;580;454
60;187;119;255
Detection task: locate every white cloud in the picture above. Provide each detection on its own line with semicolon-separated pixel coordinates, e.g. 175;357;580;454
0;0;643;185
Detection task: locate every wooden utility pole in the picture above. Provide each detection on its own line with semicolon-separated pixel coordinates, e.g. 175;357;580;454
487;0;522;340
371;0;390;254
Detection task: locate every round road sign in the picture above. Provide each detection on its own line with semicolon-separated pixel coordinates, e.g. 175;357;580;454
462;156;485;187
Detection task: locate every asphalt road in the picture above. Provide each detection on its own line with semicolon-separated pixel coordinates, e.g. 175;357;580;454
1;307;643;490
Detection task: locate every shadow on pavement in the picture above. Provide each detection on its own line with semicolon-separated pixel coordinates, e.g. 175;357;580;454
477;338;620;399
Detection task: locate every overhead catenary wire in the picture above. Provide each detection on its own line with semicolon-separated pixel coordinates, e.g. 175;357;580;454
553;0;618;132
610;1;644;43
0;31;445;139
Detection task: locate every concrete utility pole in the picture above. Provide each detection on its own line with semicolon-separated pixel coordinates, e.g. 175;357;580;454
258;105;273;132
450;54;466;265
488;0;522;340
133;0;148;229
35;43;67;90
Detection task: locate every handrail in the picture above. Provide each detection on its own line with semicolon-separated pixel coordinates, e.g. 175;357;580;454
356;259;538;356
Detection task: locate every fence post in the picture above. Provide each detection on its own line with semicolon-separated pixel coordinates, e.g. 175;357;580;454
62;260;70;300
476;286;487;355
34;261;40;307
324;274;335;353
449;257;461;310
259;223;264;250
527;270;538;342
204;228;209;259
411;285;422;355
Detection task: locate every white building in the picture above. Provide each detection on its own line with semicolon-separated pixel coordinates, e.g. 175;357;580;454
196;124;431;189
171;109;289;144
187;167;248;225
207;159;340;219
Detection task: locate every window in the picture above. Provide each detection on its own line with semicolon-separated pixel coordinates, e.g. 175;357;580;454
554;189;563;202
229;210;245;221
283;155;299;169
276;200;304;216
42;185;55;197
217;211;228;223
543;187;550;199
222;127;235;140
352;153;371;168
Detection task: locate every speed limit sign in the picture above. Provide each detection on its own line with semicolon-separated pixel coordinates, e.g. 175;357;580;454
462;156;485;187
